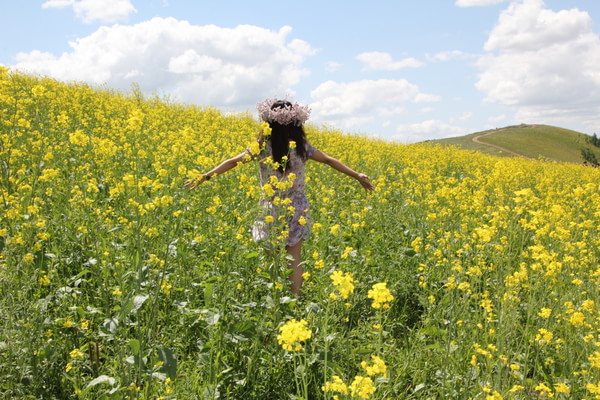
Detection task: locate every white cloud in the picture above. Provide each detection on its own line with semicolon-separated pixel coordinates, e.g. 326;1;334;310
42;0;137;24
488;114;506;123
380;106;407;116
394;120;467;142
11;18;315;109
356;51;423;71
309;79;440;130
168;50;222;74
288;39;318;57
414;93;442;103
476;0;600;133
427;50;475;62
484;0;591;52
325;61;342;72
451;111;473;123
455;0;506;7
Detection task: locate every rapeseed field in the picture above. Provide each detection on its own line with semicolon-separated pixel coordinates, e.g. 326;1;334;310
1;68;600;399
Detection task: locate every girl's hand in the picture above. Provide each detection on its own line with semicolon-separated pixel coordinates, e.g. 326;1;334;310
356;173;374;191
184;175;209;190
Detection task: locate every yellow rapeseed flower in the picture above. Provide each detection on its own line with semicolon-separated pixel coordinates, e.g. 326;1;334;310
569;311;585;326
582;299;596;312
248;141;260;156
330;270;356;299
538;307;552;318
535;328;554;345
321;376;348;395
38;275;51;286
508;384;524;393
348;375;376;399
70;348;85;359
587;382;600;395
485;390;503;400
368;282;394;309
361;355;387;377
330;224;340;235
554;382;570;395
534;382;552;397
277;319;312;351
341;246;354;259
161;279;172;295
262;183;275;197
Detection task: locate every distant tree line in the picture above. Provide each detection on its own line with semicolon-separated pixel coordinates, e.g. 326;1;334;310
581;148;598;166
588;133;600;147
581;133;600;166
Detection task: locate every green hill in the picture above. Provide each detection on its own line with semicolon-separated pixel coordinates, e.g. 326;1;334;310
431;124;600;164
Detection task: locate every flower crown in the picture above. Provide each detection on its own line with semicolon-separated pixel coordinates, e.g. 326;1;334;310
256;98;311;126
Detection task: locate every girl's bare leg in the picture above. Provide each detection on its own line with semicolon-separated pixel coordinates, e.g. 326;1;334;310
286;239;303;297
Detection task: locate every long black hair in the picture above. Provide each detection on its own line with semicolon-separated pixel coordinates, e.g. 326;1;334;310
268;100;308;173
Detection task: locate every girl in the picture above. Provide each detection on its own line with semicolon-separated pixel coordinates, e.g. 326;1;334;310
184;99;373;296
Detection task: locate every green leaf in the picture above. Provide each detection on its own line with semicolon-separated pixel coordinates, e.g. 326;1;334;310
129;339;140;356
86;375;116;388
131;294;149;313
203;283;214;307
404;249;417;257
419;325;448;337
413;383;426;392
205;311;220;326
152;372;167;381
100;318;118;337
203;384;220;399
232;320;254;333
69;269;92;283
356;347;372;355
158;348;177;380
120;294;149;319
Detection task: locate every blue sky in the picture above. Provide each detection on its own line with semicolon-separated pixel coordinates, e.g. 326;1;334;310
2;0;600;142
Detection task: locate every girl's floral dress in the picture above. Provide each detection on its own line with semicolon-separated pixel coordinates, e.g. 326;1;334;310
252;141;317;247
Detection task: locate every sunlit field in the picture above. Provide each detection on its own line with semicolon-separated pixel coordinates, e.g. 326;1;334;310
1;68;600;399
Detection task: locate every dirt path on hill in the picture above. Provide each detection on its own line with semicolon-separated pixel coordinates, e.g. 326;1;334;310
472;129;533;160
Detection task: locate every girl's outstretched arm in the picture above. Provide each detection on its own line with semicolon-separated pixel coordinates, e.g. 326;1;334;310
184;151;248;190
310;150;374;191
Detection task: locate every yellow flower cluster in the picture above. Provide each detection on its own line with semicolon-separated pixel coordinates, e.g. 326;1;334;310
590;351;600;369
322;355;386;399
535;328;554;345
367;282;394;309
348;376;376;399
277;319;312;351
321;375;348;395
69;348;85;359
329;270;356;300
360;355;387;377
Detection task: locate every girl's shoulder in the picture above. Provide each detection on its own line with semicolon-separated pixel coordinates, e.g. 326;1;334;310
304;141;317;157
